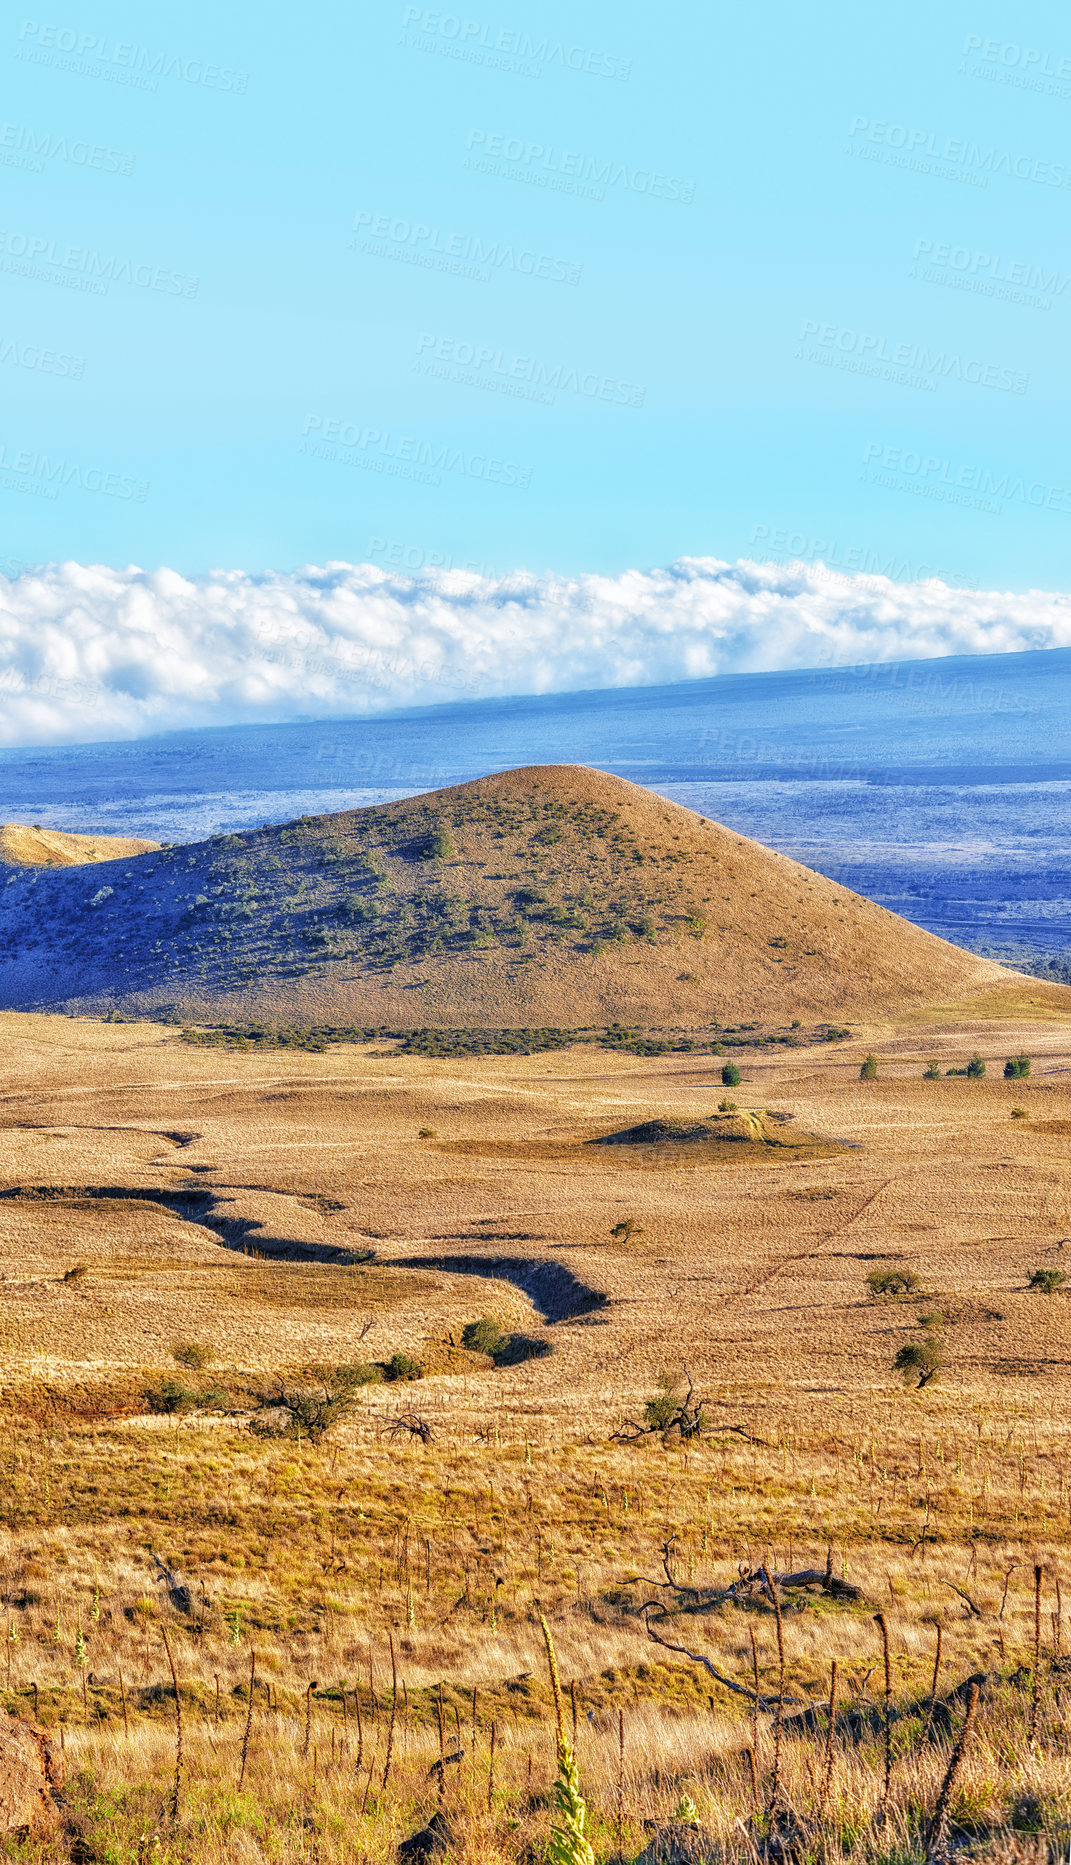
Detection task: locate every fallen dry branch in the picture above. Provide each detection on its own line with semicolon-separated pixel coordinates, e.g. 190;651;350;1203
641;1605;811;1710
640;1550;863;1626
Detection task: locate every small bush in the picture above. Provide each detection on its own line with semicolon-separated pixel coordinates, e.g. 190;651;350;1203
721;1061;741;1087
609;1216;644;1245
417;827;454;861
894;1337;946;1387
146;1378;198;1415
462;1318;508;1359
1004;1053;1031;1079
859;1053;878;1080
417;1127;435;1139
172;1341;214;1370
1028;1269;1066;1294
384;1353;424;1382
917;1310;945;1330
866;1265;921;1298
966;1052;986;1078
1011;1106;1029;1120
923;1059;941;1080
63;1264;88;1283
717;1099;736;1112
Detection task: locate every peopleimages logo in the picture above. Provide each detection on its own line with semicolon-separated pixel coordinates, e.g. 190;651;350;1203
860;440;1071;515
400;8;630;80
299;416;533;490
0;121;135;174
464;129;695;202
798;319;1028;393
352;209;581;285
847;116;1071;188
16;20;249;92
0;228;198;297
0;441;147;499
910;238;1069;312
414;332;646;407
0;334;85;378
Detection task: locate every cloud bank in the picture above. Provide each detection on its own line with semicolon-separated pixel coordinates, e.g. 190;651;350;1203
0;555;1069;745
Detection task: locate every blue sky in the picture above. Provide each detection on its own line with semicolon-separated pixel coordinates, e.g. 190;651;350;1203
2;0;1070;587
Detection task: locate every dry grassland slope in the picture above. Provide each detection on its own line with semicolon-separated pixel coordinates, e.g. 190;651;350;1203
0;822;160;866
0;764;1005;1024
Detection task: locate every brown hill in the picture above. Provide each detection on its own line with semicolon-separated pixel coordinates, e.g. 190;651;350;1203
0;824;160;867
0;764;1016;1025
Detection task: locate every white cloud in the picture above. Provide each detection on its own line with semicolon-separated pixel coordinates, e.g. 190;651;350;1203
0;555;1067;745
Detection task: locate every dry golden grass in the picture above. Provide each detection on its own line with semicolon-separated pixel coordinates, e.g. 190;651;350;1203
0;1001;1070;1860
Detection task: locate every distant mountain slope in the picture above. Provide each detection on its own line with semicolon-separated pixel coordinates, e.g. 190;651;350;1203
0;765;1012;1025
0;824;160;867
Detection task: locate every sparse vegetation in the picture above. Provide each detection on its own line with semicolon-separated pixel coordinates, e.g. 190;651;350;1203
923;1058;941;1079
1005;1053;1032;1079
172;1340;214;1370
860;1052;878;1079
866;1265;922;1297
384;1351;424;1382
609;1216;644;1245
253;1361;382;1439
1028;1268;1066;1294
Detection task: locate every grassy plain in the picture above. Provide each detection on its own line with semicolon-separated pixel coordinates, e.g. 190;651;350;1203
0;1001;1070;1862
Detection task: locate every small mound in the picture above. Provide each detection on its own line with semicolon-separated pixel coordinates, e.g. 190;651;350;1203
593;1109;816;1148
0;823;159;867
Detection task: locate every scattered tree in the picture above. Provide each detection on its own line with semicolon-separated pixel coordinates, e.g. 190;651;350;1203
172;1341;214;1370
860;1053;878;1080
253;1361;381;1440
721;1061;741;1087
866;1265;922;1298
923;1059;941;1080
613;1368;709;1442
894;1338;946;1388
966;1053;986;1078
1004;1053;1031;1079
1028;1269;1066;1294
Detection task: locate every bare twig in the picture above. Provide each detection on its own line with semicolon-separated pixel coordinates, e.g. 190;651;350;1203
237;1649;255;1792
160;1628;183;1823
924;1681;980;1863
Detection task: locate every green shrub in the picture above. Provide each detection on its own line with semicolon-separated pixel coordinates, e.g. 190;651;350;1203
966;1053;986;1078
146;1378;198;1415
417;827;454;861
860;1053;878;1080
923;1059;941;1080
172;1341;214;1370
721;1061;741;1087
894;1338;946;1388
1004;1053;1031;1079
1028;1269;1066;1294
462;1317;508;1359
866;1265;921;1298
384;1352;424;1382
